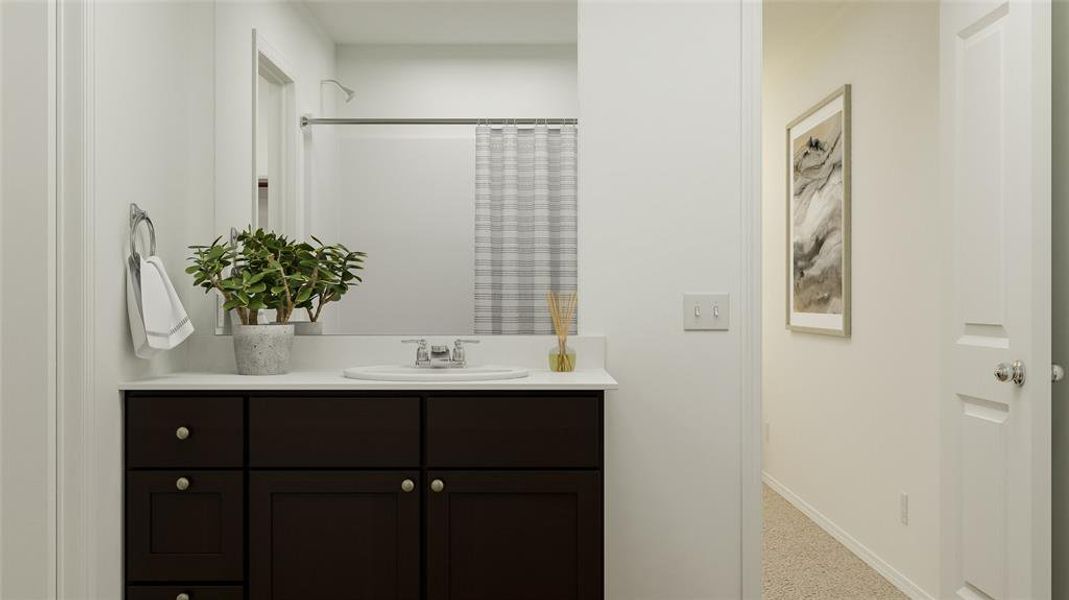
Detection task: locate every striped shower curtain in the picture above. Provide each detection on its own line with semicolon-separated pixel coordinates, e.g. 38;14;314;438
474;124;578;335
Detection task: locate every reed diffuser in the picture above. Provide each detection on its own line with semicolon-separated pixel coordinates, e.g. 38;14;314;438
546;291;577;372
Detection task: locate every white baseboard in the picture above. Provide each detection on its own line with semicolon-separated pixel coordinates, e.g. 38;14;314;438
762;472;936;600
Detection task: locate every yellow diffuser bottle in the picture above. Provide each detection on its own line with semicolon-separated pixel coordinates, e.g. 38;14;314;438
546;291;577;372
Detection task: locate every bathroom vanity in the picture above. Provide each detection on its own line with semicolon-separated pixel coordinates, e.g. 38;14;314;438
121;371;615;600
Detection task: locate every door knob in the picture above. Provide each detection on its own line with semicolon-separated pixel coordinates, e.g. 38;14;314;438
1053;364;1065;383
176;594;190;600
175;426;190;440
430;479;445;493
401;479;415;493
994;361;1025;386
175;477;190;491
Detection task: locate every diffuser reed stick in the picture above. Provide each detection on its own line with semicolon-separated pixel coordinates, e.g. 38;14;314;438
546;291;577;372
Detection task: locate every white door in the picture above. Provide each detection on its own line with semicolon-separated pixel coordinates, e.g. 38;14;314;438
940;1;1051;599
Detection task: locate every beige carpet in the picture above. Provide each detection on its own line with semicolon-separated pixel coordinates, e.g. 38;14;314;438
763;484;908;600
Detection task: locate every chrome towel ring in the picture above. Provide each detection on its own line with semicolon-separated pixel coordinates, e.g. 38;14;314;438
129;203;156;262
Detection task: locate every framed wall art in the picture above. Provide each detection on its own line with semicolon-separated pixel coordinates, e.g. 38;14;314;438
786;85;851;336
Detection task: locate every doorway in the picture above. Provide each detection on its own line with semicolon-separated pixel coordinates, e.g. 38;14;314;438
760;1;1053;599
253;31;297;237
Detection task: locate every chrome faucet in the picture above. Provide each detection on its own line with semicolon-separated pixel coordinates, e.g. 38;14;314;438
402;338;480;368
428;344;453;367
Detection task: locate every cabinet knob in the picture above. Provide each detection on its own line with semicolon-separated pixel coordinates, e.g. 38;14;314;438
175;426;190;440
401;479;415;493
430;479;445;493
175;477;190;491
176;594;190;600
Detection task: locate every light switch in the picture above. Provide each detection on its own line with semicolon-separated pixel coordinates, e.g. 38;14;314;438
683;293;730;331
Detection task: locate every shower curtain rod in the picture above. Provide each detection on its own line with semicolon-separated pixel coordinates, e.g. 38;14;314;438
300;116;578;128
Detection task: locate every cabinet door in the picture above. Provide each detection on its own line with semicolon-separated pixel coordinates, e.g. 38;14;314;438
126;471;244;582
426;471;602;600
250;471;420;600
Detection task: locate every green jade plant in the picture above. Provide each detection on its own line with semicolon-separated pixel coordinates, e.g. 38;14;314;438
293;236;366;323
187;228;365;326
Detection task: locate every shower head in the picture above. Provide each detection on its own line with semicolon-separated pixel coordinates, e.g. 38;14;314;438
322;79;356;103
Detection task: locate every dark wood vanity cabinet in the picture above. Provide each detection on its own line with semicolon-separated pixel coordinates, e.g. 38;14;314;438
125;391;604;600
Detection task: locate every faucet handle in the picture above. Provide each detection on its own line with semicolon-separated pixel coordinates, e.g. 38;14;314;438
402;338;430;366
452;339;479;367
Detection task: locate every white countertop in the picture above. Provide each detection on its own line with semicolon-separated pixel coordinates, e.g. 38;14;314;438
120;368;618;391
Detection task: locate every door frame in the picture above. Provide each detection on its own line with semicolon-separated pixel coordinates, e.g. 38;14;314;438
740;1;764;598
251;29;299;238
1;0;60;597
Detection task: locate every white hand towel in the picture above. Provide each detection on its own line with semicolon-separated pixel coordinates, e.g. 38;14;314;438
141;256;194;350
126;256;159;359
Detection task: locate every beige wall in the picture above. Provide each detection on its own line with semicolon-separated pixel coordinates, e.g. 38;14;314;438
762;1;941;596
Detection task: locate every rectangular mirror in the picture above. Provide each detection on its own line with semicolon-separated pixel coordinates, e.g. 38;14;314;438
214;1;578;335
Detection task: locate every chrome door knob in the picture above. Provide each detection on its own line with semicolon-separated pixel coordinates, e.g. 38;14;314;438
175;426;190;440
175;477;190;491
994;361;1025;386
430;479;445;493
401;479;415;493
176;594;190;600
1053;364;1065;383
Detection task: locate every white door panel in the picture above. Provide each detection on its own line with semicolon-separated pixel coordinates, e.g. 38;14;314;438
942;1;1051;599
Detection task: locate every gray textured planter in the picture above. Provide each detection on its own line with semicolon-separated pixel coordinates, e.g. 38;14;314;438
294;321;324;336
232;323;294;375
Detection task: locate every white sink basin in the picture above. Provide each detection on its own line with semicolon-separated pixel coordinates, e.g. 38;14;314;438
343;365;530;382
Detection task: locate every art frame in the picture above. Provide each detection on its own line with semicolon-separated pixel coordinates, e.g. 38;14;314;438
786;85;851;337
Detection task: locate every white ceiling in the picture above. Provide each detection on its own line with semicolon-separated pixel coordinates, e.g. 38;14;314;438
301;0;577;45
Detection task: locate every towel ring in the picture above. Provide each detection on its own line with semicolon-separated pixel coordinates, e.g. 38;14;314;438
129;203;157;261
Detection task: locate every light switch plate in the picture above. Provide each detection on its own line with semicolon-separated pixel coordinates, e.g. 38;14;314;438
683;293;730;331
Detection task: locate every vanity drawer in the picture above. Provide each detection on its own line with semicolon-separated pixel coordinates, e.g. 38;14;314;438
425;395;601;468
250;396;420;467
126;396;243;468
127;586;243;600
126;471;244;582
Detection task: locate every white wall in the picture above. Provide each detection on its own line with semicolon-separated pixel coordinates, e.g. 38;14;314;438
89;1;215;595
762;1;941;596
326;44;577;334
1;2;55;597
1052;1;1069;595
578;1;750;596
334;44;578;117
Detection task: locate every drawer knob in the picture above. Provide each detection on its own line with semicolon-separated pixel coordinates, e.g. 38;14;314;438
175;477;190;491
175;426;190;440
176;594;190;600
401;479;415;493
430;479;445;493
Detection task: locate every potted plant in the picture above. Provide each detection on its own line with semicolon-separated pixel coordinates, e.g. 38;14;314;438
188;229;294;375
291;236;366;335
187;229;366;373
